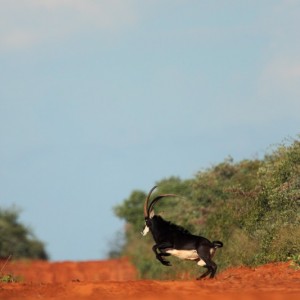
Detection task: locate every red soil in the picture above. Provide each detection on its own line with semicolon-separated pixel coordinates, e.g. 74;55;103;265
1;258;299;300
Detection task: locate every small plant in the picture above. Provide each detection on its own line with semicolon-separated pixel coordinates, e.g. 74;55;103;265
0;254;19;283
289;254;300;270
0;274;16;283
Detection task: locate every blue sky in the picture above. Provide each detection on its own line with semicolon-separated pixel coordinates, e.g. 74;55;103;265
1;1;300;261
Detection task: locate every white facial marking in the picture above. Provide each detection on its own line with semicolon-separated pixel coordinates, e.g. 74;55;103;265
141;224;149;236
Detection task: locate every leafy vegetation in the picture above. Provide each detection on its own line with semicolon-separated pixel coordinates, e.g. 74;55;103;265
0;207;48;260
0;274;15;283
113;137;300;279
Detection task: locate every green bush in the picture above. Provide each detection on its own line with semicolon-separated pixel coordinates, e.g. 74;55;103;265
0;207;48;260
113;137;300;279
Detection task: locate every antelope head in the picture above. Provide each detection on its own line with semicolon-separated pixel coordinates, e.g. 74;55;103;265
141;185;177;236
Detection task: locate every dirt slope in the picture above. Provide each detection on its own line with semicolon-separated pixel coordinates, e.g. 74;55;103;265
3;258;136;282
1;259;299;300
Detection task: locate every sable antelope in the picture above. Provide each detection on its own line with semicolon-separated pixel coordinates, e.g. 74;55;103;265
141;186;223;279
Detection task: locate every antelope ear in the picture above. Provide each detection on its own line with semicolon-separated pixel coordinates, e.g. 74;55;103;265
149;210;155;218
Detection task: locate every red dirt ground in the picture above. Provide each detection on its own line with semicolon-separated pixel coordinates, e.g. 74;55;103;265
1;258;300;299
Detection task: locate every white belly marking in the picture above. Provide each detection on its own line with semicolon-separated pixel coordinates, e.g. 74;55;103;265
166;249;199;261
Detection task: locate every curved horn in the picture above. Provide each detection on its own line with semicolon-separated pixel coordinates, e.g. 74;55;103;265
147;194;178;216
144;186;157;217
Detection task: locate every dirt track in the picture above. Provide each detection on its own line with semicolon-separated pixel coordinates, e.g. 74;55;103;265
1;258;300;299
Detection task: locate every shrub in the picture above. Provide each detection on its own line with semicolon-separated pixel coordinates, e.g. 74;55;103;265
0;207;48;260
113;137;300;279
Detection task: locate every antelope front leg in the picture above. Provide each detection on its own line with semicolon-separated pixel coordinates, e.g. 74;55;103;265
152;244;172;266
